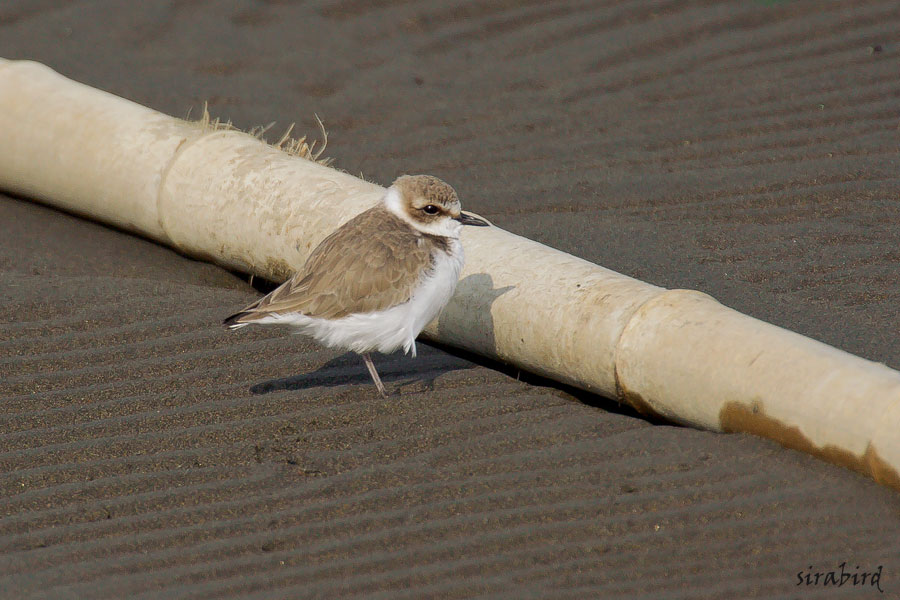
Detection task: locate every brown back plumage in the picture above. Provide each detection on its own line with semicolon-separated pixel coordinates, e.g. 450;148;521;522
227;204;441;322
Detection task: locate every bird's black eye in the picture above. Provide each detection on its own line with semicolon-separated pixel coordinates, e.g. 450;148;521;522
422;205;440;215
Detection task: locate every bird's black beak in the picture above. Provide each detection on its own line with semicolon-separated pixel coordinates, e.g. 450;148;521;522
454;212;490;227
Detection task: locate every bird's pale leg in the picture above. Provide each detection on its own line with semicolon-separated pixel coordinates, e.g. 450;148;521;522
361;353;387;397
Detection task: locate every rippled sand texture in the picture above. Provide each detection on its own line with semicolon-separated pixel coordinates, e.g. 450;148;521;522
1;1;899;598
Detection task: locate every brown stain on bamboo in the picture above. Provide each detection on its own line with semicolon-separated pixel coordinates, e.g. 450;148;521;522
615;372;665;421
720;401;900;492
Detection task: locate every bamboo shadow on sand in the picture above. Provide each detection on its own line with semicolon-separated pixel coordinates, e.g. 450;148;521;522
245;271;655;421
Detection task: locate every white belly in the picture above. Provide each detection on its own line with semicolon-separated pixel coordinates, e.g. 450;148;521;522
260;242;464;357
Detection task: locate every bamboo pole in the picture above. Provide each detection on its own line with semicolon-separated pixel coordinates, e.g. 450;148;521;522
1;58;898;490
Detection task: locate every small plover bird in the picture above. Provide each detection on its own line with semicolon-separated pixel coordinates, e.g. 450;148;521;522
223;174;488;396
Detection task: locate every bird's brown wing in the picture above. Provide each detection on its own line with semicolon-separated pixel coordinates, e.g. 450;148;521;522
231;206;434;322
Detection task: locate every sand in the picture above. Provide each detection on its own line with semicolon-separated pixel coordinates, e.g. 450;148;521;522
1;1;899;597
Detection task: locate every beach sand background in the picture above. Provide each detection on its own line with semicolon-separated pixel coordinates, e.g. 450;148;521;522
1;1;899;597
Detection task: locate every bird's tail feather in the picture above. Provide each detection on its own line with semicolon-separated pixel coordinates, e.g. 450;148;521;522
222;311;254;329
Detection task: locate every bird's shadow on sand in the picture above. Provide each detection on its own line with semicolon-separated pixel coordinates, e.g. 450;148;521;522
248;350;476;396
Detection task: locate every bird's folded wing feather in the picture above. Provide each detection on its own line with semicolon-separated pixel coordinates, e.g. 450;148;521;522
237;208;434;321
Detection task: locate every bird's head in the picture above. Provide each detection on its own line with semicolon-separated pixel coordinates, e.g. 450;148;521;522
385;174;489;237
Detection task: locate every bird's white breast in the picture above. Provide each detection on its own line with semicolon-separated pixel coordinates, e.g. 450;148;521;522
399;238;464;353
